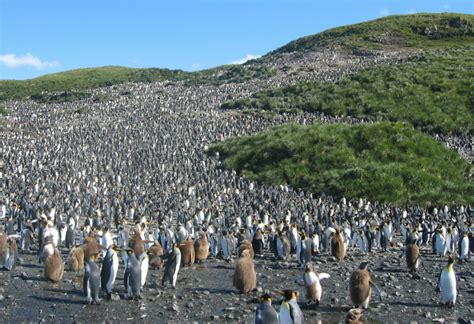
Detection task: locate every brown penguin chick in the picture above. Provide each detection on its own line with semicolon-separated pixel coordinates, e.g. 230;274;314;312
406;239;420;273
83;236;100;259
194;231;210;263
67;246;84;272
148;241;164;269
345;308;364;324
0;232;7;259
349;261;382;309
238;240;255;259
179;239;195;266
303;262;330;304
45;248;65;282
331;229;345;261
131;231;145;257
233;249;256;294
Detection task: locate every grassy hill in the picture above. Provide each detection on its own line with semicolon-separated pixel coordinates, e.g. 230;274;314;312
1;13;472;102
268;13;474;55
208;122;473;206
223;47;474;136
0;63;275;102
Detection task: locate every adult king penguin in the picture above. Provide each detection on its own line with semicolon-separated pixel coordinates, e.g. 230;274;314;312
101;244;119;300
436;256;457;307
84;253;101;305
162;243;181;289
254;292;279;324
279;290;304;324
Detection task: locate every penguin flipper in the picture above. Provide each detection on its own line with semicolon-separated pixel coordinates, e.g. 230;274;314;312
369;281;383;302
83;271;89;296
124;267;130;290
317;273;330;280
435;270;442;292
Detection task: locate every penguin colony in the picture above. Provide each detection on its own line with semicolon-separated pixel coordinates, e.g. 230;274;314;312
0;46;473;322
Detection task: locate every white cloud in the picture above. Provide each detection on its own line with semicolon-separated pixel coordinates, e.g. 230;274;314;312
442;4;451;10
191;63;202;69
0;53;59;70
230;54;261;65
407;8;416;14
379;8;389;17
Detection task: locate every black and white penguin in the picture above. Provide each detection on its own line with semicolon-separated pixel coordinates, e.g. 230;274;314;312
84;254;101;305
254;293;278;324
436;256;457;307
302;262;330;305
101;244;120;300
252;228;264;256
459;233;470;262
162;244;181;289
124;250;143;300
279;290;303;324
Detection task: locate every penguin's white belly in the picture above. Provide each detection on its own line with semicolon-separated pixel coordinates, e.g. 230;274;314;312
436;238;446;256
279;302;292;324
173;253;181;287
107;254;119;291
440;271;457;304
304;272;318;286
460;238;469;259
141;256;149;287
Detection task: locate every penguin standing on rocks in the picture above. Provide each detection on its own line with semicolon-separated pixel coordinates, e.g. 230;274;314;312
252;228;264;256
178;238;195;266
459;233;470;262
436;256;457;307
124;249;143;299
331;229;345;261
3;238;18;271
279;290;304;324
194;231;209;264
101;244;119;300
84;253;101;304
148;241;164;269
298;232;313;266
254;292;279;324
44;248;64;282
349;261;382;309
67;246;84;272
405;238;421;273
302;262;330;305
65;224;75;250
162;243;181;289
233;249;256;294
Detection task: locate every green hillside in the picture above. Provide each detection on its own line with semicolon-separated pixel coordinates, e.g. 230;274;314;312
1;13;472;102
209;122;473;206
269;13;474;55
223;47;474;136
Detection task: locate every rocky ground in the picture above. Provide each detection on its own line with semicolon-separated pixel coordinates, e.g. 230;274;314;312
0;239;473;323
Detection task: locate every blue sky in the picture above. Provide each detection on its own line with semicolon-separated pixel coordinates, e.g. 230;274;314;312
0;0;472;80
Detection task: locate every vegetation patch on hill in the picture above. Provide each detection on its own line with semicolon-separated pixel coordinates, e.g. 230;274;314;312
269;13;474;55
208;122;473;206
222;47;474;136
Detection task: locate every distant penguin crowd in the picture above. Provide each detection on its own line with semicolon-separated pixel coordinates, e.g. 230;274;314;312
1;47;473;322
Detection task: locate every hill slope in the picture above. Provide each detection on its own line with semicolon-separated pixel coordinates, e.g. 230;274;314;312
269;13;474;55
223;47;474;136
208;122;473;206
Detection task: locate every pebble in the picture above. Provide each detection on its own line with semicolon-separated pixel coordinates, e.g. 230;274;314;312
0;294;4;301
211;315;219;320
111;293;121;301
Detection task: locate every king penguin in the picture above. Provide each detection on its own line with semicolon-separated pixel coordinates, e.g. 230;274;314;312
162;243;181;289
101;244;119;300
3;238;18;271
345;308;364;324
331;229;345;261
84;253;101;304
437;256;457;307
302;262;330;305
233;249;256;294
124;249;143;300
254;292;279;324
44;248;64;282
405;238;421;273
349;261;382;309
279;290;304;324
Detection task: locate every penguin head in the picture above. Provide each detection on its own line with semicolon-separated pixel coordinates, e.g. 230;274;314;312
279;289;297;301
304;262;314;273
358;261;371;270
447;255;455;269
259;293;272;303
